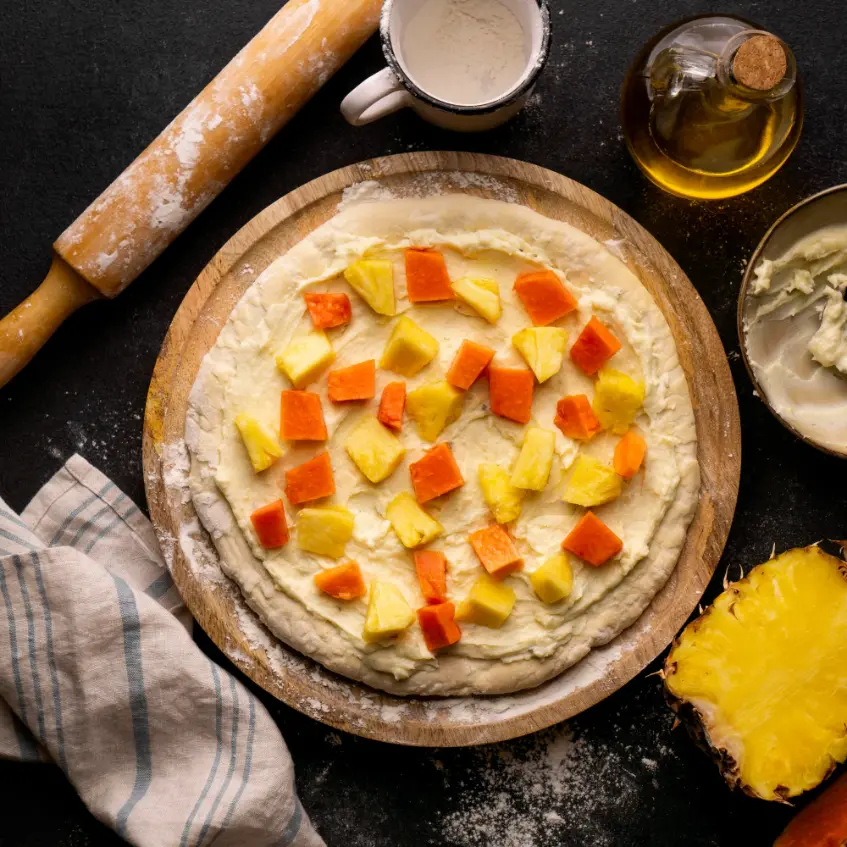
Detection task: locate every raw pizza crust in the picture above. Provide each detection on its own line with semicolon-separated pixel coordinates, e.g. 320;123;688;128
186;194;699;696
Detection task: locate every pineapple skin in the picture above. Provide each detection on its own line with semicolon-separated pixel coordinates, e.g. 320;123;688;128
664;547;847;803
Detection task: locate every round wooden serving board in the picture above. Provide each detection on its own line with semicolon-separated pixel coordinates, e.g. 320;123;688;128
143;152;741;747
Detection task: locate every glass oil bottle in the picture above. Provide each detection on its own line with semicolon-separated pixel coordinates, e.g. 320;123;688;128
621;16;803;199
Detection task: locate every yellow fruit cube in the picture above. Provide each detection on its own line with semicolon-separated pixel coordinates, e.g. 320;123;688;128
275;331;335;388
343;259;395;316
386;492;443;548
530;553;574;604
344;416;406;484
363;581;415;642
478;463;525;524
456;575;516;628
510;427;556;491
296;506;354;559
512;327;569;383
407;381;464;442
380;316;439;377
593;368;645;435
451;276;502;324
563;455;622;507
234;413;283;472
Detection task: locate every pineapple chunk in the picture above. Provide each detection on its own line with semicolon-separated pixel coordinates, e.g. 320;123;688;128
456;575;515;628
563;455;622;507
592;369;645;435
343;259;395;316
344;416;405;484
296;506;354;559
451;276;502;324
234;413;283;472
386;492;443;548
407;381;464;442
666;547;847;802
363;581;415;642
530;553;574;604
380;316;439;377
512;327;569;383
478;463;525;524
510;427;556;491
275;332;335;388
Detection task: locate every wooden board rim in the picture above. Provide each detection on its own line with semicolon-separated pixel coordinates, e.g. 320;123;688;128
143;151;741;746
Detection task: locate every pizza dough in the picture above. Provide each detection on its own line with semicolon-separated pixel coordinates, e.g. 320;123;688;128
186;193;699;696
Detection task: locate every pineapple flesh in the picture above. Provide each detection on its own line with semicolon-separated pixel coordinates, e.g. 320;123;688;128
234;413;283;472
407;381;464;442
386;492;443;548
380;316;439;377
456;575;516;628
592;368;645;435
344;416;406;483
510;427;556;491
563;455;622;507
512;327;569;383
363;581;415;642
478;463;525;524
530;553;573;604
275;331;335;388
665;547;847;802
451;276;502;324
296;507;355;559
343;259;396;316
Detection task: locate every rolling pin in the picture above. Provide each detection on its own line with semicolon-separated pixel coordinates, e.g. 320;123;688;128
0;0;382;388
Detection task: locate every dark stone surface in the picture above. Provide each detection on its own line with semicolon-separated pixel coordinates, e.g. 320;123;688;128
0;0;844;844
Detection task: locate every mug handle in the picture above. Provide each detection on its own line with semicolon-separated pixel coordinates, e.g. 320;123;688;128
341;67;411;126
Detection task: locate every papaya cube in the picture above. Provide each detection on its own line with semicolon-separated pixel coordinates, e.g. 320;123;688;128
410;443;465;503
562;511;622;567
456;575;516;628
235;413;283;472
280;391;327;441
285;452;336;505
469;525;524;579
570;316;622;375
614;430;647;480
296;506;354;559
514;270;578;326
554;395;601;441
563;455;622;507
275;331;336;388
380;316;439;377
510;427;556;491
530;553;574;604
304;292;352;329
512;327;569;383
377;381;406;431
446;340;495;390
250;500;289;549
488;367;534;424
314;561;366;600
343;259;395;316
363;581;415;642
451;277;502;324
592;368;645;434
417;602;462;651
344;416;405;484
327;360;376;402
386;492;443;549
413;550;448;604
405;248;455;303
407;381;465;443
478;463;525;524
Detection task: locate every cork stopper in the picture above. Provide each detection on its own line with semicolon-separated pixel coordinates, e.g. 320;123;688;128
732;35;787;91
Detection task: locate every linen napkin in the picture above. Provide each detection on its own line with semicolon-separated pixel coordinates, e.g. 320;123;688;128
0;454;323;847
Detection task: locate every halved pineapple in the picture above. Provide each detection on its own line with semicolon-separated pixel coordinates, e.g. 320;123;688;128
665;546;847;802
275;331;335;388
380;316;438;377
407;381;464;442
478;463;525;524
512;327;569;383
296;506;355;558
343;259;395;316
563;455;621;507
386;492;443;548
592;368;645;435
510;427;556;491
451;276;502;324
344;416;406;483
234;413;283;472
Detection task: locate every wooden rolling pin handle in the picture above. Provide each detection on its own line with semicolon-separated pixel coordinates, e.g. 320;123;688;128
0;255;100;386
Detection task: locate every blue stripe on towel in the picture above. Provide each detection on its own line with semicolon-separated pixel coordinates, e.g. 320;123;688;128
0;507;33;534
275;799;304;847
69;504;112;549
49;483;113;546
14;557;46;743
85;512;124;553
0;527;35;551
112;576;153;837
144;571;174;601
217;696;256;835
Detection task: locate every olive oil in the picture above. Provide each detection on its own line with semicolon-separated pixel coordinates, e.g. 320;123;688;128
621;16;802;199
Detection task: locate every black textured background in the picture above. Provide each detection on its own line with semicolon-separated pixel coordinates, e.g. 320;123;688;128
1;1;845;845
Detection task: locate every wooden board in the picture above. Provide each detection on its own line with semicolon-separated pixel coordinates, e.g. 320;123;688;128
143;152;741;747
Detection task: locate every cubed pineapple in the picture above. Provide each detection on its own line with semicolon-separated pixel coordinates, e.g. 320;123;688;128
592;369;645;435
512;327;569;383
478;463;525;524
510;427;556;491
563;455;622;507
386;492;443;548
296;506;355;558
380;316;439;377
363;581;415;642
343;259;395;316
234;413;283;472
275;331;335;388
456;575;516;628
407;381;464;442
530;553;574;604
451;277;502;324
344;416;405;484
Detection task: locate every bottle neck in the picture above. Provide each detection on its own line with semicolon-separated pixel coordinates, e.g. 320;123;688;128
717;30;796;101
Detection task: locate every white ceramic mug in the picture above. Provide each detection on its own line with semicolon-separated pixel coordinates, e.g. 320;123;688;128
341;0;551;132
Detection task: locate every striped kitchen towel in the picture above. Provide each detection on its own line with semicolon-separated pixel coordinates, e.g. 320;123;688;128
0;454;323;847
